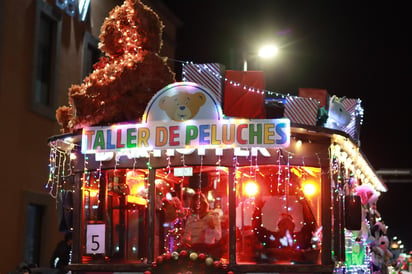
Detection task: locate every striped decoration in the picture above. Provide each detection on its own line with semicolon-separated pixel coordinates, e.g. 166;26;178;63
341;98;363;142
182;63;225;103
341;98;359;115
284;96;320;126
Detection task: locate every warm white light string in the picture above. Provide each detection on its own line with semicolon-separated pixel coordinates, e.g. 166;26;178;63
46;143;62;199
46;140;76;199
331;136;386;193
181;61;292;99
180;60;365;129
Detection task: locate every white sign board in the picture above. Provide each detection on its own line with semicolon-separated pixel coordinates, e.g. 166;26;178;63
86;224;105;254
174;167;193;177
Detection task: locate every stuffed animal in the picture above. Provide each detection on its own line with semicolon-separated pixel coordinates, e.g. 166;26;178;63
368;222;391;274
355;184;378;206
56;0;175;133
355;184;380;241
379;236;393;268
370;222;387;240
370;234;392;274
396;254;408;271
324;95;351;130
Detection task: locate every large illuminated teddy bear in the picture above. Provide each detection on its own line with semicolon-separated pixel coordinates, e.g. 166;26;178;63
56;0;175;133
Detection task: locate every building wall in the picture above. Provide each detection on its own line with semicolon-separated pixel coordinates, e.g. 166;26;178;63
0;0;180;272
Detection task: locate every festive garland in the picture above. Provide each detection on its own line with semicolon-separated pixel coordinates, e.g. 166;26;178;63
147;249;231;274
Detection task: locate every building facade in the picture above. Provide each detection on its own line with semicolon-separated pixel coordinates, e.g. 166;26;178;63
0;0;180;272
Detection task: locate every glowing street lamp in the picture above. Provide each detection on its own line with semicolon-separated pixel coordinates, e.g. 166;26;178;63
243;44;279;71
258;45;279;58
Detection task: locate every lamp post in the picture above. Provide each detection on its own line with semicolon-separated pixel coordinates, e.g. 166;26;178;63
243;44;279;71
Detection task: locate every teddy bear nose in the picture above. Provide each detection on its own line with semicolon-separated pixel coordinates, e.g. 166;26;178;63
179;106;186;110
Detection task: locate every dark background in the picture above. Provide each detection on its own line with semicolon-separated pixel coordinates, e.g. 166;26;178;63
162;0;412;252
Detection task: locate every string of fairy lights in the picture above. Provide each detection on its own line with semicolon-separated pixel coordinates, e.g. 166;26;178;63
46;138;77;199
45;67;378;271
329;135;386;274
46;136;384;201
46;133;384;270
181;61;292;99
42;0;386;270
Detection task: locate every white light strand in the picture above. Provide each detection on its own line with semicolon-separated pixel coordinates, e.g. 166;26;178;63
215;154;222;189
330;139;386;193
181;61;365;137
182;61;292;98
233;155;239;193
46;141;73;200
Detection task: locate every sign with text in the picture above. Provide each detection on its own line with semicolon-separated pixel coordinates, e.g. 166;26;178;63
81;118;290;154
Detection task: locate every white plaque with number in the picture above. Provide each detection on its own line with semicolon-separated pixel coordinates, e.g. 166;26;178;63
86;224;105;254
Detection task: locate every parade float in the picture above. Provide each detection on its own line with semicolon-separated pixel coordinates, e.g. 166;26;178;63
46;0;388;273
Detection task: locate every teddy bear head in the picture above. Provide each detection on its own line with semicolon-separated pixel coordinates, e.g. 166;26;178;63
371;221;387;239
55;0;176;133
379;235;389;250
99;0;164;57
158;91;206;121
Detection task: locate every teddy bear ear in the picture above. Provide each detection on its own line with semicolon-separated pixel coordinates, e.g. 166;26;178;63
194;92;206;106
158;96;170;109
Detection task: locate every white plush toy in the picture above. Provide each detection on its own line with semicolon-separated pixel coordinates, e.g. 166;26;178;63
325;95;351;129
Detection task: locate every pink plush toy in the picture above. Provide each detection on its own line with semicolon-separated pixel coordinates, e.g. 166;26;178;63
355;184;377;206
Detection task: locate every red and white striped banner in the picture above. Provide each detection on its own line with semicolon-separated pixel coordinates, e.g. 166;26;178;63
284;96;319;126
182;63;225;104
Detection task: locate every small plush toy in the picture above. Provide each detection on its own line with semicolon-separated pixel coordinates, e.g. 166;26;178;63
379;236;393;268
56;0;175;133
369;222;391;274
324;95;351;130
355;184;380;241
355;184;378;206
370;235;392;274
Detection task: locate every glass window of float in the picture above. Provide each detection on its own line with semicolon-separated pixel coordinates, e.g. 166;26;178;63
81;169;150;263
155;166;229;261
80;166;230;264
235;165;322;265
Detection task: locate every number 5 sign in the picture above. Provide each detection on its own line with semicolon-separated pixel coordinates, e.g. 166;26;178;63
86;224;105;254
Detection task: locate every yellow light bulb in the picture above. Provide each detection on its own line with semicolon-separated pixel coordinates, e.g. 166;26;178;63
244;181;258;197
302;181;317;196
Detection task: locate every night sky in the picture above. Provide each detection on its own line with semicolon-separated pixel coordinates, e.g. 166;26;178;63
161;1;412;252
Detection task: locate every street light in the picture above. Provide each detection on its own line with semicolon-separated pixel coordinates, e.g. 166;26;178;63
243;44;279;71
258;45;279;58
